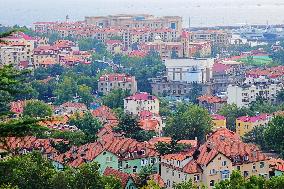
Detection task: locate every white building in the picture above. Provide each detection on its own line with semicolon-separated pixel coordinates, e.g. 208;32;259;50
165;58;214;83
124;92;159;115
227;77;283;107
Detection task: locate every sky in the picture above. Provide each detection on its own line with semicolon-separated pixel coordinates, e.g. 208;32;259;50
1;0;284;27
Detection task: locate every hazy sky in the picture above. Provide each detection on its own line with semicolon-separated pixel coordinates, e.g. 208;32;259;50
1;0;284;27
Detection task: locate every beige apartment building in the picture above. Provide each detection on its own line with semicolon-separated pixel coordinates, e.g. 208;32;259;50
124;92;159;115
0;45;26;66
161;128;270;189
98;73;137;95
85;14;182;33
190;30;232;46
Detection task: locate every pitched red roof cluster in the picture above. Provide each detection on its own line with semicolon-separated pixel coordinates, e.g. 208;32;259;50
2;136;63;155
139;119;160;132
182;159;202;174
104;167;133;188
39;115;78;131
53;135;158;167
53;40;75;48
98;73;135;82
212;62;232;73
237;114;270;123
246;66;284;79
269;158;284;172
162;148;197;161
196;128;267;166
60;102;87;110
91;106;118;125
125;92;157;101
148;137;172;146
198;95;226;104
4;32;36;41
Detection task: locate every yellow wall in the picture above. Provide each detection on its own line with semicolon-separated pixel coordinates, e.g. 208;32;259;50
212;119;226;129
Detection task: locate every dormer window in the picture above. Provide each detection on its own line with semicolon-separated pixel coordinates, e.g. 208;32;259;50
243;155;249;161
141;150;145;155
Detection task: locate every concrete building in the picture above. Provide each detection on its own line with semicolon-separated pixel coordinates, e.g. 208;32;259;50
124;92;159;115
211;114;227;129
198;95;227;114
236;114;271;136
190;30;232;46
98;73;137;95
165;58;214;83
85;14;183;33
227;77;283;107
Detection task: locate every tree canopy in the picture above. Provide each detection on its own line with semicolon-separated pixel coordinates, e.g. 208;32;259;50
23;100;52;118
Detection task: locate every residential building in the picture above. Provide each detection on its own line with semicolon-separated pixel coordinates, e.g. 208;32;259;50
227;77;283;107
33;45;59;68
165;58;214;83
85;14;183;34
55;102;88;115
190;30;232;46
91;105;118;125
151;77;212;98
211;114;226;129
124;93;159;115
140;36;183;60
52;136;160;175
139;110;165;137
161;128;270;189
236;114;271;136
198;95;227;114
105;40;124;54
98;73;137;95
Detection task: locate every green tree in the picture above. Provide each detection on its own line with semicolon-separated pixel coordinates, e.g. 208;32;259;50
48;130;87;146
218;104;253;131
155;139;189;155
264;116;284;157
114;113;155;142
164;104;212;142
242;126;267;151
54;76;77;104
187;83;202;104
173;179;202;189
140;179;161;189
23;100;52;118
69;112;103;142
101;89;130;109
78;84;94;106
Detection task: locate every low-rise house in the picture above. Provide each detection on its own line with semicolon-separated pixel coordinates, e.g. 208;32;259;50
198;95;226;114
211;114;226;129
139;110;165;136
39;115;78;132
124;93;159;115
52;136;160;175
91;105;118;125
236;114;271;136
98;73;137;95
104;167;138;189
55;102;88;115
161;128;270;189
269;158;284;176
105;40;123;54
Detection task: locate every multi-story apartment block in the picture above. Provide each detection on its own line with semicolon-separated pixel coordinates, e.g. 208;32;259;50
0;32;36;68
140;36;183;60
227;77;283;107
198;95;227;114
190;30;232;46
165;58;214;83
33;45;60;68
85;14;182;33
236;114;271;136
124;92;159;115
161;128;270;189
98;73;137;95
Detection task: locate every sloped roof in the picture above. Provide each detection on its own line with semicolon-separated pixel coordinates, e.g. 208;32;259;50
104;167;132;188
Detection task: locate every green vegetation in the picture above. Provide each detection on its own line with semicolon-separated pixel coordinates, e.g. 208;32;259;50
23;100;53;118
155;139;189;155
101;89;130;109
69;112;103;143
164;104;212;142
0;152;122;189
114;113;156;142
215;170;284;189
237;55;274;66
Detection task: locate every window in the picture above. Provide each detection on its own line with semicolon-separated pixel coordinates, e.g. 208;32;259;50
172;170;175;176
260;162;265;168
210;180;215;186
194;174;200;182
222;161;227;166
253;165;256;170
244;171;249;177
237;166;241;170
177;160;180;166
210;169;216;175
133;166;137;173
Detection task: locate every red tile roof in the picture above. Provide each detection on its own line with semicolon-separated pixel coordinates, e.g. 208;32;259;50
211;114;226;121
246;66;284;79
197;128;267;166
148;137;172;146
198;95;226;104
182;160;202;174
150;174;165;188
60;102;87;109
91;106;118;125
128;50;147;57
237;114;270;123
10;100;26;114
139;119;159;132
104;167;132;188
162;148;196;161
